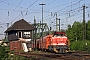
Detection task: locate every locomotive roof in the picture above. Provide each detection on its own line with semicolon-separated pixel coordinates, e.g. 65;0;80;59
54;31;66;34
5;19;35;33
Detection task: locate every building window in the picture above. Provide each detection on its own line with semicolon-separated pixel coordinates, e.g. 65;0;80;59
24;32;31;38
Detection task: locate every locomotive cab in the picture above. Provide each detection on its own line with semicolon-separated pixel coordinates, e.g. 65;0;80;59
48;31;70;53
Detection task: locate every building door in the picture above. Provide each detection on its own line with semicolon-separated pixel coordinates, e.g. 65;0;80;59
19;32;22;38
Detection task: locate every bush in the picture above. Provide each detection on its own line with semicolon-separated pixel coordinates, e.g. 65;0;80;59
0;46;8;60
70;40;90;52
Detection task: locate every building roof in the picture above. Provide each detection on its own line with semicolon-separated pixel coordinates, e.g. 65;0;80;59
5;19;35;32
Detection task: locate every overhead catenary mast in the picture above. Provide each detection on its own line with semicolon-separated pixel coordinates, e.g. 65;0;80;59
39;3;46;51
82;5;86;40
55;12;60;31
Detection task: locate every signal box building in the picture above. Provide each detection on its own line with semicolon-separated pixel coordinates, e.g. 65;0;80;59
5;19;35;52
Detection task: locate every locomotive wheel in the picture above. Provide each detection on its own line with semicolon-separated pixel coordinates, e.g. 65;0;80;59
59;48;66;53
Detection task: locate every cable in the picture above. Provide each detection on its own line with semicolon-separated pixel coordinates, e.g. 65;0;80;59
10;0;38;23
44;0;83;23
57;0;83;12
2;0;24;25
47;0;56;5
46;0;82;11
0;0;26;9
43;0;86;29
10;0;23;14
43;0;83;21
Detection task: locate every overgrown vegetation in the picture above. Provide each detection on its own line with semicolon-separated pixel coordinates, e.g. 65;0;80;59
0;46;8;60
70;40;90;52
0;43;30;60
66;20;90;41
66;20;90;52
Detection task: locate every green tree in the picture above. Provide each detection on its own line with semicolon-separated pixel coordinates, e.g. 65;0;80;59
66;24;73;41
72;21;82;40
86;20;90;40
0;46;8;60
66;21;83;41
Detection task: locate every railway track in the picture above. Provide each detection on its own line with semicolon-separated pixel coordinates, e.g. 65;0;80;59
14;51;90;60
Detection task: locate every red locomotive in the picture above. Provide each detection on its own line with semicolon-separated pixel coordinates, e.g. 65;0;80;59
32;31;70;53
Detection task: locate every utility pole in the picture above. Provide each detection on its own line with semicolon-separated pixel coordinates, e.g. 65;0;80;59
39;3;45;50
59;18;60;31
55;12;58;31
6;23;9;38
82;5;86;40
55;12;60;31
34;16;36;49
6;23;9;29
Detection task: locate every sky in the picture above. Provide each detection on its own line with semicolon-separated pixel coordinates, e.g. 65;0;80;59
0;0;90;39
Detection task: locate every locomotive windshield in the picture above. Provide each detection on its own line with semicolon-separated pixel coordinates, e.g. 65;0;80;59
53;31;66;36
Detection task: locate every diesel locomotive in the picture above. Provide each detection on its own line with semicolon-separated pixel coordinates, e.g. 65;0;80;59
32;31;70;53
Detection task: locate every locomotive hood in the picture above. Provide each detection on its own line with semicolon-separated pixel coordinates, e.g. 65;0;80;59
51;36;68;45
